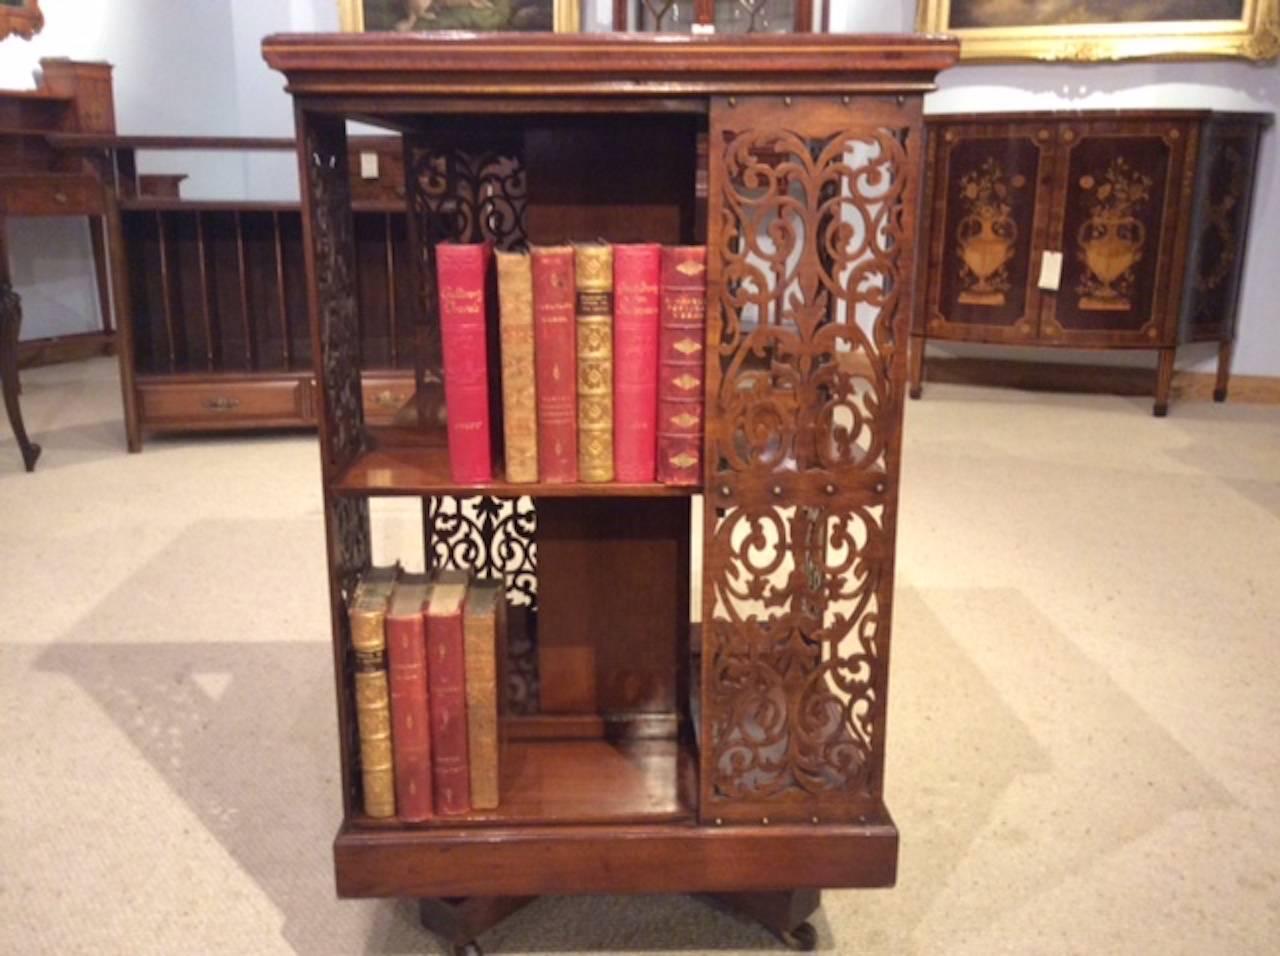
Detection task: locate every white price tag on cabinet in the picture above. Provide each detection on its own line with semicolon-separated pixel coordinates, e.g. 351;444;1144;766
1038;250;1064;291
359;151;379;180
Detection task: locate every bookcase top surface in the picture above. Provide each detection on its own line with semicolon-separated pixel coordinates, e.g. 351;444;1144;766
262;32;960;98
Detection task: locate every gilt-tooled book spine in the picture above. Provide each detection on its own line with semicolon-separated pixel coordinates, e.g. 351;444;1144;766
426;574;471;815
530;246;578;482
657;246;707;486
575;242;614;482
437;242;493;484
349;568;400;819
385;577;434;822
612;244;662;483
463;580;503;811
496;250;538;484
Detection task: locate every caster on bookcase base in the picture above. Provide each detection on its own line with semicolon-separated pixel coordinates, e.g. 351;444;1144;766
703;889;822;951
780;921;818;951
452;943;482;956
418;896;533;956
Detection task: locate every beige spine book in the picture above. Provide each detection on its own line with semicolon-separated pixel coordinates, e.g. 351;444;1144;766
496;250;539;483
574;242;614;482
463;580;504;810
349;568;399;819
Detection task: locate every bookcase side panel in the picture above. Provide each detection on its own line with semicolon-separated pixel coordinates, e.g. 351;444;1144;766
701;94;923;825
296;106;372;818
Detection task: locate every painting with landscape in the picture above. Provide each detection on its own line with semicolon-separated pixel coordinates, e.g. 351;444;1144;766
340;0;571;32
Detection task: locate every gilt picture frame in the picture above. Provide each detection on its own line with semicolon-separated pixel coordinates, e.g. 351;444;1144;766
0;0;44;42
338;0;580;33
917;0;1280;62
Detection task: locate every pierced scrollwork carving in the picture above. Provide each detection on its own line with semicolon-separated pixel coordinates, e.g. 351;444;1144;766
704;98;919;822
426;495;538;714
305;118;365;470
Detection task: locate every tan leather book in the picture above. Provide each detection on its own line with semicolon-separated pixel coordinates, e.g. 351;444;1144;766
496;250;539;483
349;567;399;819
463;580;504;810
574;242;614;482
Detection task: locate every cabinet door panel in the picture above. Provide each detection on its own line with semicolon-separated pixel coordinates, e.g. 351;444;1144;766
924;123;1052;341
1044;122;1191;345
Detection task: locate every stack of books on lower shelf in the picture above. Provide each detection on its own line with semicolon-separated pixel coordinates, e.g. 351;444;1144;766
436;240;708;487
348;565;505;822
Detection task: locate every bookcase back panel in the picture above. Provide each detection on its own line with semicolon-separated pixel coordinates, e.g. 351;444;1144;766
702;95;920;824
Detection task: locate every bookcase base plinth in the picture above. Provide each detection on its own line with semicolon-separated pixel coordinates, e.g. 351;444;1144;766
335;813;898;898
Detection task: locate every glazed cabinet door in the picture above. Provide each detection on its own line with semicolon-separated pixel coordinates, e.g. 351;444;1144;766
701;95;923;825
920;120;1055;342
1040;118;1194;347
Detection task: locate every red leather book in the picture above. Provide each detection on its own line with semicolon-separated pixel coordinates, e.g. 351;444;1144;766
426;574;470;815
612;244;662;483
437;242;493;483
385;577;433;821
530;245;577;482
657;246;707;485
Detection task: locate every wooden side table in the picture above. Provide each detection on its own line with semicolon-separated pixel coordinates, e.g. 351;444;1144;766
0;218;40;471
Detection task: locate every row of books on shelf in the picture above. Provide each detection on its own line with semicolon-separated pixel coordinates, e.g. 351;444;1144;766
349;565;505;821
437;241;708;486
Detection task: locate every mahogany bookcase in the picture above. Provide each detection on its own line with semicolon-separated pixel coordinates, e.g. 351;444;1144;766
263;32;957;955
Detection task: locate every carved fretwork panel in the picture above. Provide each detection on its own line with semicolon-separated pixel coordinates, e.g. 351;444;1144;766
701;96;922;824
425;496;539;714
301;113;365;473
1183;123;1261;341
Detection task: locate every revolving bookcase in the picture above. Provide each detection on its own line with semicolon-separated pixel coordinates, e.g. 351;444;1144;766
262;31;957;955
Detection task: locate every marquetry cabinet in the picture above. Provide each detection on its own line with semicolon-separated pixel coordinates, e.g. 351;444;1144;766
911;111;1270;415
263;32;957;955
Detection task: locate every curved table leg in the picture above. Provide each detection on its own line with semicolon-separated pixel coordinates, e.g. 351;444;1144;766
1;281;41;472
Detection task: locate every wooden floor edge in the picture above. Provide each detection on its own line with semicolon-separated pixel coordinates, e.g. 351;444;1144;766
920;356;1280;405
18;331;115;369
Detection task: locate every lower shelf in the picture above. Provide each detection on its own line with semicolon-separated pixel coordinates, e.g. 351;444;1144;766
350;737;697;829
334;813;899;898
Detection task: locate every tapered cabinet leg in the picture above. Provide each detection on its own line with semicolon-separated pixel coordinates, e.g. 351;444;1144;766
1153;347;1175;417
706;889;822;951
909;334;926;399
417;896;536;956
1214;340;1233;403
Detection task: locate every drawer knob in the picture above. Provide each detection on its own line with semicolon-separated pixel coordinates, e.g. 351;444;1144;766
53;191;69;204
204;396;240;411
372;390;403;408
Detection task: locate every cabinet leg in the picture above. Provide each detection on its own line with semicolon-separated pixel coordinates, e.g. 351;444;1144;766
1153;348;1175;418
909;334;926;400
1214;340;1233;403
417;895;536;956
1;282;41;472
705;889;821;951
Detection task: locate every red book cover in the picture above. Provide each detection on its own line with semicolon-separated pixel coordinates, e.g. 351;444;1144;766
437;243;493;483
530;245;578;482
385;578;433;821
657;246;707;485
612;244;662;483
426;577;470;815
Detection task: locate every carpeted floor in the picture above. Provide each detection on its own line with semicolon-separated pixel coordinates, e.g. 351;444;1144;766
2;357;1279;955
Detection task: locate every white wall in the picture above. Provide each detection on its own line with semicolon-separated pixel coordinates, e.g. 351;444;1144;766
3;0;1277;375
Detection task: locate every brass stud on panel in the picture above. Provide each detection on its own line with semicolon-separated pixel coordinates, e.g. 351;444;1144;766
727;96;737;108
715;817;724;826
824;483;836;495
719;484;731;498
842;95;850;105
771;484;783;497
762;817;770;825
783;96;793;107
874;480;886;494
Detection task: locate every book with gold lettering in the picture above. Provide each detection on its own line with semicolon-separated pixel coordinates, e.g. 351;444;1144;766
574;242;614;482
657;246;707;485
349;565;400;819
437;242;494;483
531;245;578;482
495;250;538;483
426;572;471;815
612;243;662;483
386;576;434;821
463;580;505;810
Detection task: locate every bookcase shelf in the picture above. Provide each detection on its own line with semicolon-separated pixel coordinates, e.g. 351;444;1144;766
264;31;958;955
335;445;700;498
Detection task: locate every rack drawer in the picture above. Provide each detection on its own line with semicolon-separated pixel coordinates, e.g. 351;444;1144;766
137;377;314;430
0;174;106;216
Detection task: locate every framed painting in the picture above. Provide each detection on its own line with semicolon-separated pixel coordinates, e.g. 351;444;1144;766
917;0;1280;62
0;0;44;41
338;0;580;32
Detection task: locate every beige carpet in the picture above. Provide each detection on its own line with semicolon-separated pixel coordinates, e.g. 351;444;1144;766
2;357;1279;955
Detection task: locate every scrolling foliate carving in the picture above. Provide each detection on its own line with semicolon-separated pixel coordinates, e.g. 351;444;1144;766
305;120;365;469
425;495;538;714
704;97;919;822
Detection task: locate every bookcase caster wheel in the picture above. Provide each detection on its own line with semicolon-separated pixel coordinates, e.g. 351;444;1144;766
451;943;482;956
780;921;818;951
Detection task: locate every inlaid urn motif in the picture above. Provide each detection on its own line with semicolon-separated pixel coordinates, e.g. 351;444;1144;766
955;158;1024;306
1076;157;1152;312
